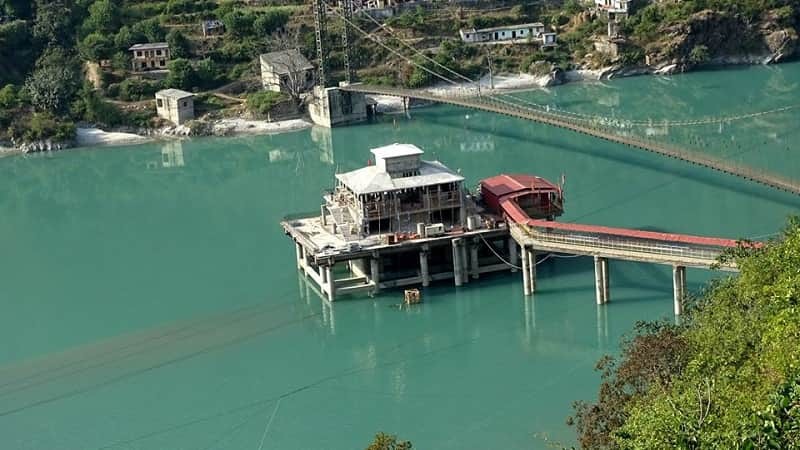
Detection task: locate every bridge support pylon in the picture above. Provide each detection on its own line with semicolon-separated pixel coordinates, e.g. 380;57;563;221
673;265;686;315
521;246;536;296
594;256;609;304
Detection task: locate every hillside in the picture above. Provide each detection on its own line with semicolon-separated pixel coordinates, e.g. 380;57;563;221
0;0;799;148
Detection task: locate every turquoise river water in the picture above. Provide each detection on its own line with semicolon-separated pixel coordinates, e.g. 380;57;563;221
1;62;800;450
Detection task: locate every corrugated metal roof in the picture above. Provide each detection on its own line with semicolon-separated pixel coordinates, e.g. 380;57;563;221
481;174;560;199
336;160;464;195
465;22;546;34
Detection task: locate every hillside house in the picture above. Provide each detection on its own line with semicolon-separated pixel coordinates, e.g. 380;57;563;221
595;0;630;19
155;89;195;125
259;49;315;93
129;43;170;73
459;23;552;45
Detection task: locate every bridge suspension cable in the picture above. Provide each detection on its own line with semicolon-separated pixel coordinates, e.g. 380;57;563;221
342;8;800;128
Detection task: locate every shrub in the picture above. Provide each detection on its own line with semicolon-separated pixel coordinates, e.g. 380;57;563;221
246;91;286;116
0;84;18;109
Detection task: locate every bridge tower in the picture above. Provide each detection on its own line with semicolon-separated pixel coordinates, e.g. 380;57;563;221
308;0;368;127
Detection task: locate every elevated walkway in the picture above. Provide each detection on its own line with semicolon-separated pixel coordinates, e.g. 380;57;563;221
341;84;800;196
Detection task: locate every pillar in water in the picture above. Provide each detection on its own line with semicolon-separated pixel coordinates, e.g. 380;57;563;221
452;238;464;287
419;247;430;287
521;246;531;296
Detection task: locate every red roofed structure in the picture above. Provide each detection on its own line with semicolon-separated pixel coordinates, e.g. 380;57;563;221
480;174;564;220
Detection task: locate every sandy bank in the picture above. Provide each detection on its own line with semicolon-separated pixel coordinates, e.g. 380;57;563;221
76;128;152;147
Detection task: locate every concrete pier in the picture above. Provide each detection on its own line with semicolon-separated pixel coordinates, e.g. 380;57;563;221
420;247;430;287
527;248;536;292
453;238;464;287
370;256;380;293
470;239;480;279
594;256;609;304
521;246;531;296
509;238;518;272
673;265;686;315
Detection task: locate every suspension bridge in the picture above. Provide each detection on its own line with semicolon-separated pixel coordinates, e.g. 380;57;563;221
310;0;800;196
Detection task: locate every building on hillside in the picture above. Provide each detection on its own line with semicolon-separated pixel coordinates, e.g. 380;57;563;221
129;43;170;73
323;143;466;236
259;49;315;93
542;32;557;46
155;89;195;125
202;20;225;37
594;0;630;19
459;23;554;45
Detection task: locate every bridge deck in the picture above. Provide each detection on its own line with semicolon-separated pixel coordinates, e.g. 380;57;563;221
342;84;800;196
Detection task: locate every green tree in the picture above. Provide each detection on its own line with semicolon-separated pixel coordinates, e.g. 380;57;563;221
132;17;166;43
79;32;113;61
166;29;190;59
689;44;710;64
1;0;33;18
246;90;284;117
33;0;75;45
165;58;196;91
366;432;412;450
195;58;222;89
253;9;290;35
24;47;81;112
223;10;256;38
82;0;119;35
0;84;18;108
114;25;146;51
573;218;800;449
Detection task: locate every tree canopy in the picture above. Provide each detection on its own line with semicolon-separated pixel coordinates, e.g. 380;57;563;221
572;218;800;449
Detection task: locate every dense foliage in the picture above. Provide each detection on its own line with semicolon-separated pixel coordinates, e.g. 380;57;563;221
572;218;800;449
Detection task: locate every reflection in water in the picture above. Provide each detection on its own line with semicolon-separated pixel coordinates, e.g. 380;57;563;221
296;272;336;335
310;126;334;165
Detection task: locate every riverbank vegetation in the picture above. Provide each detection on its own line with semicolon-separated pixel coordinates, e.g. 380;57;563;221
1;0;799;145
571;218;800;449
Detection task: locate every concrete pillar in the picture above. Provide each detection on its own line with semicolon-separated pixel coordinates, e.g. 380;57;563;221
370;256;380;293
470;239;480;279
419;248;430;287
509;238;518;272
320;205;327;226
673;265;686;315
460;240;469;284
594;256;607;305
527;249;536;292
295;241;304;270
601;257;609;303
452;238;464;287
325;265;335;302
521;246;531;296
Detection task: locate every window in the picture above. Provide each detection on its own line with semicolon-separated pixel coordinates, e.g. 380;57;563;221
182;101;187;107
157;99;163;107
156;50;162;56
137;51;143;57
159;60;165;66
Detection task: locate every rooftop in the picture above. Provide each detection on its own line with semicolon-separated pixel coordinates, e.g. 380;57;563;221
156;89;195;100
370;143;424;160
481;174;560;199
259;49;314;74
463;22;546;34
336;160;464;195
129;42;169;51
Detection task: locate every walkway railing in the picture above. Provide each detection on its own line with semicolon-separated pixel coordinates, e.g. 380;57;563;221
341;84;800;196
511;223;734;269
